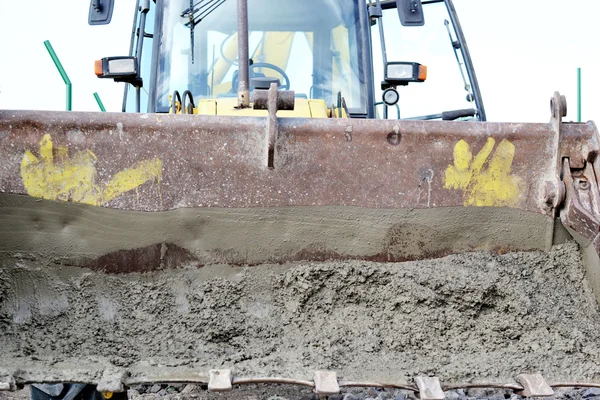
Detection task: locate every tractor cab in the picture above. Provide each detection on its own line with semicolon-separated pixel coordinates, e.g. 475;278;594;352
93;0;484;120
158;0;370;117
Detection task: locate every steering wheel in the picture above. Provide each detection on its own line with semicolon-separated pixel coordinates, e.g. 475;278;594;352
249;62;291;90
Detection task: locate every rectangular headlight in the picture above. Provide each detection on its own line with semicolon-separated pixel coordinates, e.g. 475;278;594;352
95;56;138;80
108;58;136;74
387;63;414;80
384;62;427;85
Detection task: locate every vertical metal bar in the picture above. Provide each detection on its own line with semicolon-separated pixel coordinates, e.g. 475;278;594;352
136;87;141;113
374;0;388;67
93;92;106;112
133;0;151;113
66;83;72;111
43;40;72;111
148;0;164;113
358;0;375;118
237;0;250;108
123;0;141;112
577;67;582;122
444;0;486;121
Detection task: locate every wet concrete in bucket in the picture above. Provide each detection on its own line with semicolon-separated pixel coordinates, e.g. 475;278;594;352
2;242;600;386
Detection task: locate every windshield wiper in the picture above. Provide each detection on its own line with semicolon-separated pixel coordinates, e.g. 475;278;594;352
181;0;228;63
181;0;227;27
443;19;475;105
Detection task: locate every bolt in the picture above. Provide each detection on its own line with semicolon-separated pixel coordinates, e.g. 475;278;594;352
543;181;556;205
344;126;352;142
387;126;401;146
577;179;590;190
543;180;566;209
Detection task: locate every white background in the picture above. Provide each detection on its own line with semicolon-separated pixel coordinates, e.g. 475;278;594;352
0;0;598;123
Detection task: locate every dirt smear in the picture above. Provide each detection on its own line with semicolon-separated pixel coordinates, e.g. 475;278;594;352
2;242;600;384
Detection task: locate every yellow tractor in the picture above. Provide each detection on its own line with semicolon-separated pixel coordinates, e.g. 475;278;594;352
2;0;600;399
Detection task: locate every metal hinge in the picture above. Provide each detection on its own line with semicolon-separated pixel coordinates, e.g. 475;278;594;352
560;157;600;252
368;4;383;18
549;92;600;250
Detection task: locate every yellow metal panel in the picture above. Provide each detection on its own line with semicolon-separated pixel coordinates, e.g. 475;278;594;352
216;98;267;117
278;98;312;118
195;100;217;115
308;100;329;118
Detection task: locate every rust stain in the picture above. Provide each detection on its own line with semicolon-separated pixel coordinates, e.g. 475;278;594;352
61;243;199;274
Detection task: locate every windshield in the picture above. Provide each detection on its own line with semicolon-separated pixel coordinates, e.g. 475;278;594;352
157;0;366;113
372;1;477;119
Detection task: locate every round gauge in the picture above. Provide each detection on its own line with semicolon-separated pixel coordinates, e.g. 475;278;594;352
382;88;399;106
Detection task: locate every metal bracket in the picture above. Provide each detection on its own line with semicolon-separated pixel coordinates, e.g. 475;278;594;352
415;376;445;400
515;374;554;397
551;91;598;170
253;88;295;111
313;370;340;395
560;158;600;250
545;91;568;218
550;91;567;139
548;90;600;264
252;83;295;169
368;4;383;18
266;83;278;169
208;369;233;392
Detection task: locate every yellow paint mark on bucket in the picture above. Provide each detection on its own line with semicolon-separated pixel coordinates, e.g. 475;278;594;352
21;134;162;206
444;138;522;207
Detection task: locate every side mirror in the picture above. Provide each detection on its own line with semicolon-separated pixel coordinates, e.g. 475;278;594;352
89;0;114;25
395;0;424;26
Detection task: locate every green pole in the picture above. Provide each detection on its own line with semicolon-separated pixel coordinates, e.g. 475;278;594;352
93;92;106;112
43;40;72;111
577;67;582;122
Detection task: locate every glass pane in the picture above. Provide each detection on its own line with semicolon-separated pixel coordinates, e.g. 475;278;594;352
157;0;365;113
372;2;476;119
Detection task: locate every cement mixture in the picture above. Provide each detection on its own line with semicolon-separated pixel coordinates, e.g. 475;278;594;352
2;241;600;386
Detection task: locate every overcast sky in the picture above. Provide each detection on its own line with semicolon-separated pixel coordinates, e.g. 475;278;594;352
0;0;598;123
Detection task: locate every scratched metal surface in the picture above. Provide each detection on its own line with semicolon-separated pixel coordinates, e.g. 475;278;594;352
2;110;594;213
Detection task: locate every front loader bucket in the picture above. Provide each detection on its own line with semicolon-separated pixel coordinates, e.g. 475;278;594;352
2;93;600;395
